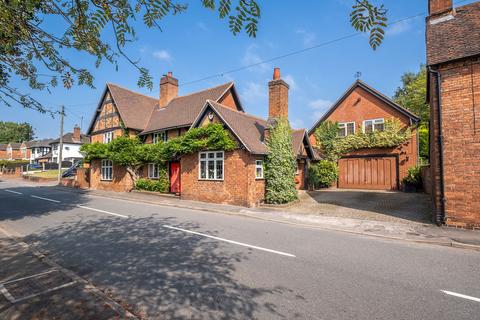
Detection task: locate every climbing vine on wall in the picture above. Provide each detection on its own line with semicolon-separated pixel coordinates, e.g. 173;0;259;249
314;119;412;161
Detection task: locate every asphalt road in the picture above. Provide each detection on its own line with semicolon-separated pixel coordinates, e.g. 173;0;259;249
1;179;479;320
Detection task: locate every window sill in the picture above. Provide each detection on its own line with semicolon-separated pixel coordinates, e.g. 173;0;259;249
100;179;113;182
198;178;224;182
255;177;264;180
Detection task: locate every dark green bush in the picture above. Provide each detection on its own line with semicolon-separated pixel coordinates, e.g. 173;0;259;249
135;169;169;193
402;166;422;188
308;160;339;189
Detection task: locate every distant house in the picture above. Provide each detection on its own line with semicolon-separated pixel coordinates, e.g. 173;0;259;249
27;139;54;163
86;69;314;206
0;144;7;160
426;0;480;228
50;126;90;164
308;81;420;190
6;143;23;160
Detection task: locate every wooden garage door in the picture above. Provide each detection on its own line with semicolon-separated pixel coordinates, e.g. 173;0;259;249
338;156;398;190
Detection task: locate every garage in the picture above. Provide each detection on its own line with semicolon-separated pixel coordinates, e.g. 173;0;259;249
338;156;398;190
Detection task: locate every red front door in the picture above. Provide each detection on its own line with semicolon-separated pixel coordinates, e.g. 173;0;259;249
170;162;181;194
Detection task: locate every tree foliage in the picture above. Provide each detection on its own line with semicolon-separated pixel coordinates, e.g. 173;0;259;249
1;0;387;114
264;118;297;204
314;119;412;161
393;66;429;123
0;121;35;143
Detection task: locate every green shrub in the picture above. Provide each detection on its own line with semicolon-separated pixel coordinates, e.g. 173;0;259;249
418;124;429;161
264;118;298;204
308;160;339;189
135;167;169;193
402;166;422;188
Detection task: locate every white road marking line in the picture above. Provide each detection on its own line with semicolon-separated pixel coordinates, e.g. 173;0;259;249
4;189;22;195
442;290;480;302
30;195;61;203
76;205;129;218
0;269;57;285
163;224;296;258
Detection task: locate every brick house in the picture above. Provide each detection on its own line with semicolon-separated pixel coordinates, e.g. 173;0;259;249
6;143;24;160
86;68;314;206
308;80;420;190
426;0;480;228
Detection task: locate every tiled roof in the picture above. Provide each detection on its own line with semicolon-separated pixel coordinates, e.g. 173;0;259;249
426;2;480;66
50;133;90;145
141;82;233;134
292;129;306;156
207;100;269;155
8;143;22;149
0;144;7;151
28;139;54;148
107;83;158;131
308;80;420;135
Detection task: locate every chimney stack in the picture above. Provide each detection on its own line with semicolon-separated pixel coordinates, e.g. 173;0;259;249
428;0;453;16
268;67;289;120
159;71;178;108
73;125;81;141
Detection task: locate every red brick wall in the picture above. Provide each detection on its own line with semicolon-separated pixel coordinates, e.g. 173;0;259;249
180;149;265;207
0;150;7;159
429;58;480;229
89;159;134;192
218;90;240;110
308;86;418;184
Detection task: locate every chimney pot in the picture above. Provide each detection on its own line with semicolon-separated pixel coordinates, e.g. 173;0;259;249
273;67;281;80
428;0;453;16
167;71;173;77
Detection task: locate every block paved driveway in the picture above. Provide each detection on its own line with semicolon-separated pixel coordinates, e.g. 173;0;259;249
0;179;479;319
289;189;432;224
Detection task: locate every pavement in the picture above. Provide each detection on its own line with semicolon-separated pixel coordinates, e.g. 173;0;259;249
1;177;480;319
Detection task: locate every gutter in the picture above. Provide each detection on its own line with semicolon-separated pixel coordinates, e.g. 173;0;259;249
429;67;446;226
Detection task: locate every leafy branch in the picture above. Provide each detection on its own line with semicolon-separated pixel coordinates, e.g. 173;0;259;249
350;0;388;50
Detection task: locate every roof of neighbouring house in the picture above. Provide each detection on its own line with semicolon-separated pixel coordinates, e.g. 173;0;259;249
426;2;480;66
8;143;22;149
0;144;7;151
27;139;54;148
141;82;237;135
308;80;421;135
50;133;90;145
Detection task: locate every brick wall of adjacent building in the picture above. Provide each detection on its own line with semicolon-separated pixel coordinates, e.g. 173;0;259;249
180;149;265;207
295;159;307;190
308;86;418;185
429;57;480;229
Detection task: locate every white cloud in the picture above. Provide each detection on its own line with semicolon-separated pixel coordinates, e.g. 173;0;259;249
296;29;316;47
387;20;411;36
153;50;172;61
241;81;267;105
242;44;270;73
282;74;297;91
290;118;305;129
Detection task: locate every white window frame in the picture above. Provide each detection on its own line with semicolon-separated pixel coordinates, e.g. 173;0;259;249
101;159;113;181
153;131;167;144
103;131;113;143
363;118;385;133
148;163;160;179
255;160;264;179
338;122;355;137
198;151;224;181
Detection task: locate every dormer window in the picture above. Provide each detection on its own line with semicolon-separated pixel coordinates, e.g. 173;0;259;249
363;118;384;133
338;122;355;137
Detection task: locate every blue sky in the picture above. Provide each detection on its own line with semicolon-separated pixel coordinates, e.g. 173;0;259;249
2;0;476;139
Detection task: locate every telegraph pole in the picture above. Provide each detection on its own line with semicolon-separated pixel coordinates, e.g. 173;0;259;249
58;105;65;184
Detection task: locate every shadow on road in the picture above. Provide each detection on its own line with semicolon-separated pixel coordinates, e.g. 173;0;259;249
24;216;293;319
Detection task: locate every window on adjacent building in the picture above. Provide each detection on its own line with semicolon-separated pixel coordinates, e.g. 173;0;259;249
53;144;58;151
153;131;167;144
103;131;113;143
199;151;224;180
255;160;264;179
101;159;113;181
363;118;385;133
338;122;355;137
148;163;160;179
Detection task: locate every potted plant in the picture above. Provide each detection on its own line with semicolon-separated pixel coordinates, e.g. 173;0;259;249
402;166;422;193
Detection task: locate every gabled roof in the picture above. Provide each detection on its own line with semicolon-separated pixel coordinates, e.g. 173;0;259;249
308;80;420;135
28;139;54;148
292;129;315;159
426;2;480;66
87;83;157;133
50;133;90;145
141;82;238;134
